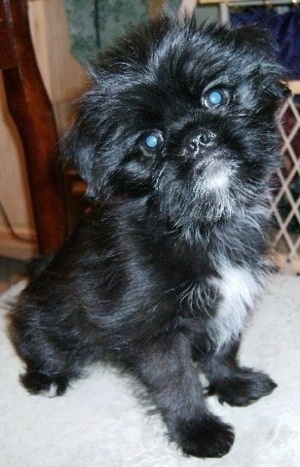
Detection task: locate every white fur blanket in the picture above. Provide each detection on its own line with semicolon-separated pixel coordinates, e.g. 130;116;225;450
0;275;300;467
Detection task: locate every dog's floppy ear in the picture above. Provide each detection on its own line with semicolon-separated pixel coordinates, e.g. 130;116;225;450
232;25;290;100
60;115;99;199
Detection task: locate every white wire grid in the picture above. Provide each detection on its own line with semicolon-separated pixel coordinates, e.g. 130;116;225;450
270;96;300;264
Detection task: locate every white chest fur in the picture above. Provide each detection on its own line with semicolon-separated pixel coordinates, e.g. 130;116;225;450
208;265;264;350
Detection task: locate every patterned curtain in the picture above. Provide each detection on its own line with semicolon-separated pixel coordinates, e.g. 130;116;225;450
64;1;182;64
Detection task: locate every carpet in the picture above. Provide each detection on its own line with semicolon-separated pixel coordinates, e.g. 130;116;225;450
1;275;300;467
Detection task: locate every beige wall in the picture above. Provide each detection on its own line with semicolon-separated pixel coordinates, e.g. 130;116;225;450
0;0;87;259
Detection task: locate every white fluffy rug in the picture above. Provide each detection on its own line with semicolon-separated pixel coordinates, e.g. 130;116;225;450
1;275;300;467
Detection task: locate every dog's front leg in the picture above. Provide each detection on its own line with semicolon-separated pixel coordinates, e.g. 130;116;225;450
201;339;277;407
134;333;234;458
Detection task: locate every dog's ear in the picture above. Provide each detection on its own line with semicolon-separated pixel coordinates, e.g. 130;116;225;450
232;25;290;101
60;116;99;199
232;25;275;53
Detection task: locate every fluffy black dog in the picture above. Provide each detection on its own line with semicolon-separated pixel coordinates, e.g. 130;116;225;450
9;16;287;458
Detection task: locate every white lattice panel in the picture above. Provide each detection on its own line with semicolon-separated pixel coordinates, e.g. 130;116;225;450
271;96;300;265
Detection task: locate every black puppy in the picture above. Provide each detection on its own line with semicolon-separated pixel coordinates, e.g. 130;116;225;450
9;16;287;458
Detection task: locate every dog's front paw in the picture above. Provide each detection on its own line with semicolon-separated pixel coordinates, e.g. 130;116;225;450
208;369;277;406
176;414;234;458
20;371;69;397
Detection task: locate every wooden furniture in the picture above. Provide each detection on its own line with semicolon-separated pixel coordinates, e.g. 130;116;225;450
0;0;68;253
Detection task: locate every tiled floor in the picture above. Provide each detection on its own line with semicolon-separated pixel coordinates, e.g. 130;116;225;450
0;257;26;295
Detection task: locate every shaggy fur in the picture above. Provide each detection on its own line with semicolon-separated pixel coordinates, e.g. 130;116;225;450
9;16;287;458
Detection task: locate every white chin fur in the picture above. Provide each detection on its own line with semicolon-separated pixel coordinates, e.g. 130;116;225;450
193;161;234;223
201;160;231;191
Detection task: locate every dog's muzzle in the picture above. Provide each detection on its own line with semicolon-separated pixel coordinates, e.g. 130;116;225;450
183;128;232;190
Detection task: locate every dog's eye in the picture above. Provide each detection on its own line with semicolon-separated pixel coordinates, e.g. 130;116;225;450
202;89;230;109
142;132;163;152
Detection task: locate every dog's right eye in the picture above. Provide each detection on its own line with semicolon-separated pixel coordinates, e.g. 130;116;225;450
142;132;163;152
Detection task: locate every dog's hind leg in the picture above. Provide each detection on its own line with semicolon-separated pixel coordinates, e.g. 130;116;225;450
200;340;277;407
14;341;81;397
20;370;70;397
14;342;82;397
9;313;84;397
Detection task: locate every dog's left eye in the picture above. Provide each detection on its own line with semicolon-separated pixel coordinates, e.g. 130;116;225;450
202;88;230;109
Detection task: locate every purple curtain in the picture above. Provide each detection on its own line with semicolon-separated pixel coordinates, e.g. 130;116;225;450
231;8;300;80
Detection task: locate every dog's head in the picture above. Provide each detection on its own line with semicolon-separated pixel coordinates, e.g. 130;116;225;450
62;16;287;228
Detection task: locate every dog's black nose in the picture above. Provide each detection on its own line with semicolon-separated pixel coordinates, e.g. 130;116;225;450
186;129;216;154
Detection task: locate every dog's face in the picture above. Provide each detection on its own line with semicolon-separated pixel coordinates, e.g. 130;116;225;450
63;17;287;230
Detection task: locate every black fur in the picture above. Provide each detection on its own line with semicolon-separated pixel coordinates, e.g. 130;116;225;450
9;16;287;458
